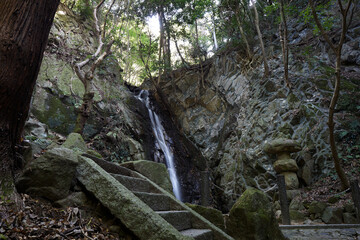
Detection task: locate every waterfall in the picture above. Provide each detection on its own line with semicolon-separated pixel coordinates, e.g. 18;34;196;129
136;90;182;201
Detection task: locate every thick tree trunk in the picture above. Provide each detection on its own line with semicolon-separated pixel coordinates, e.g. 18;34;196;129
0;0;60;198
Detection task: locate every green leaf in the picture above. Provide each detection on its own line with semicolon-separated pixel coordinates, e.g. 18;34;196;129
339;130;348;139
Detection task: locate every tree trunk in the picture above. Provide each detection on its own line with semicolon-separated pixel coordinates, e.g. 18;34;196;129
174;37;188;67
195;20;205;88
309;0;353;190
74;92;95;135
0;0;60;199
252;1;270;77
328;51;350;189
235;13;252;58
157;9;165;85
279;0;291;88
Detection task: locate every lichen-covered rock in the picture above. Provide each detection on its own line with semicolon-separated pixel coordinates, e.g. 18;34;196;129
289;198;305;211
185;203;225;231
283;172;299;189
226;188;286;240
120;160;173;194
343;212;358;224
322;207;343;224
24;117;48;138
263;138;302;154
86;149;103;158
16;148;78;201
308;201;328;214
290;210;305;222
273;159;299;173
62;133;87;152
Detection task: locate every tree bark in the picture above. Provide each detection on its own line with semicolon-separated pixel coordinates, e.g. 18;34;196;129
279;0;291;88
236;13;252;58
252;0;270;77
73;1;114;135
309;0;353;189
157;8;165;85
0;0;60;198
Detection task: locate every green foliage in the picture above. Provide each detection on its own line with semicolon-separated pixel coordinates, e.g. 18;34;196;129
300;1;336;35
75;0;93;19
0;234;7;240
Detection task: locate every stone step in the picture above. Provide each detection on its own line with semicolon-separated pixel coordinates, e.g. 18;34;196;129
156;210;192;231
181;229;213;240
81;153;136;177
134;192;171;211
111;174;159;193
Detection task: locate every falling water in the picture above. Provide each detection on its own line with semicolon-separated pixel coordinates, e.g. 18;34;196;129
136;90;182;201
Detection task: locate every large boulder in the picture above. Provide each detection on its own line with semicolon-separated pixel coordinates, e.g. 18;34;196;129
16;148;78;201
120;160;173;194
226;188;286;240
322;207;343;224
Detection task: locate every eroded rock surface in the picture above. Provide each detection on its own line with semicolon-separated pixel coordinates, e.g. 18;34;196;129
16;148;78;201
226;188;286;240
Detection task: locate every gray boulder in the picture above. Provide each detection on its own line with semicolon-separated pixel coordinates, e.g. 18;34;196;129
343;212;358;224
226;188;286;240
308;201;328;214
16;148;78;201
24;117;48;138
322;207;343;224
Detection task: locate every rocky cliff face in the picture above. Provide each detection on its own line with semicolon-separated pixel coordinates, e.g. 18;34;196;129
30;4;153;162
144;21;360;210
29;4;203;202
29;4;360;212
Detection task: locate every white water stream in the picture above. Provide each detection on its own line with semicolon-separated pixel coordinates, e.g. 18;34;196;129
136;90;182;201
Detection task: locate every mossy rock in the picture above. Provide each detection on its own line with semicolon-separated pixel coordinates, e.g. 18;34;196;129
290;210;305;222
287;93;300;109
120;160;173;194
226;188;286;240
32;91;76;135
86;149;103;159
62;133;87;152
308;201;328;214
185;203;225;231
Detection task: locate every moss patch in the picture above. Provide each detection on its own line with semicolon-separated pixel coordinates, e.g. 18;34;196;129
32;94;76;135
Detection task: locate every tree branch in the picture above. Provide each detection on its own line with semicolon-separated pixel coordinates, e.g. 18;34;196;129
102;0;116;39
309;0;337;51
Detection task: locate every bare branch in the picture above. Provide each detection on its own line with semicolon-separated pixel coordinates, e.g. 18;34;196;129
338;0;353;49
90;40;114;73
74;65;86;85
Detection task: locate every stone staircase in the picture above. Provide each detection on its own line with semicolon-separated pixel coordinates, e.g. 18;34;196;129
79;154;234;240
112;173;213;239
